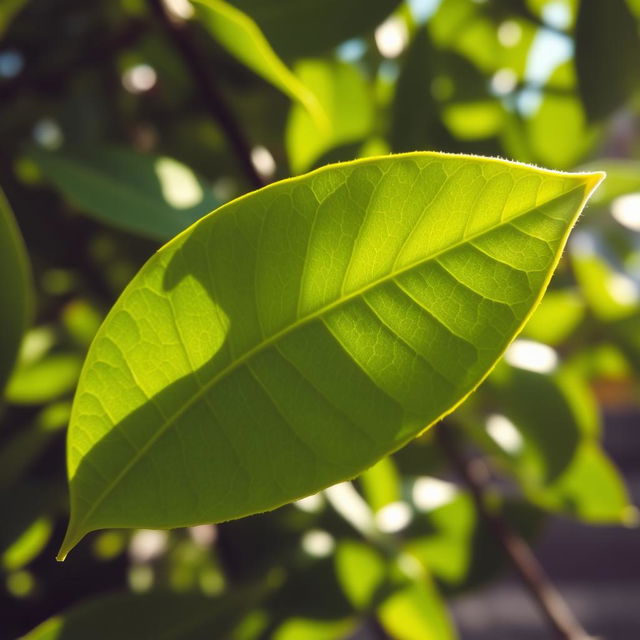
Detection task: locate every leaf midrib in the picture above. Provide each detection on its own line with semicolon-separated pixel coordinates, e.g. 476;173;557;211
72;182;585;535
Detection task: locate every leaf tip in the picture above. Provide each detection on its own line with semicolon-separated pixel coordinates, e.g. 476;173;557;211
56;524;87;562
583;170;607;196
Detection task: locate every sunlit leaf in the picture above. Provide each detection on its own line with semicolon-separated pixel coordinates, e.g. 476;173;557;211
575;0;640;120
485;361;631;523
286;59;373;174
522;288;585;345
0;187;32;398
193;0;325;125
442;100;504;141
405;490;472;586
530;441;632;524
3;517;52;571
360;457;402;513
6;352;83;405
30;146;220;241
428;0;537;78
405;493;544;592
377;559;456;640
487;365;585;484
503;89;598;170
571;236;639;322
335;540;387;609
273;617;356;640
59;153;602;559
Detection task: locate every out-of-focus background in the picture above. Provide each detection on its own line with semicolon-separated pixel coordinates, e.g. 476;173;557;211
1;0;640;638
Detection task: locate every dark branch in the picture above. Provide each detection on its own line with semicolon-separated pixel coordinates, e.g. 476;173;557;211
436;423;595;640
146;0;263;190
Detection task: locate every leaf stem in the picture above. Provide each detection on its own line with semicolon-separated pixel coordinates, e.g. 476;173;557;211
146;0;264;190
436;423;595;640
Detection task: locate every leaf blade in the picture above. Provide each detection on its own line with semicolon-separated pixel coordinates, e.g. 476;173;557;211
30;146;220;241
193;0;326;126
60;153;603;559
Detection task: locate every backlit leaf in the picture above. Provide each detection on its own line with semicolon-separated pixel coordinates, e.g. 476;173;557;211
377;562;456;640
286;59;373;174
193;0;325;125
59;153;602;559
521;288;585;345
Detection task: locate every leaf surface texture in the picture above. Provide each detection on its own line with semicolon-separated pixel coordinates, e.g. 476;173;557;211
60;153;602;558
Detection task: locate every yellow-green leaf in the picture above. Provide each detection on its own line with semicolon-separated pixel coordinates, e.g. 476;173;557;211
59;153;603;559
286;59;373;174
193;0;326;126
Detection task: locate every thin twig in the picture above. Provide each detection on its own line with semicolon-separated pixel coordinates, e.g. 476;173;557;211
146;0;263;190
436;423;595;640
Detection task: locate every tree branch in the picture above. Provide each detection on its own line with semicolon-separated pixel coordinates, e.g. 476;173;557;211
436;423;595;640
146;0;263;190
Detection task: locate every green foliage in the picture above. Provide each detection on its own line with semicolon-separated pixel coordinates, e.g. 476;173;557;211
2;1;640;637
59;154;600;559
286;59;374;173
195;0;325;124
30;146;221;241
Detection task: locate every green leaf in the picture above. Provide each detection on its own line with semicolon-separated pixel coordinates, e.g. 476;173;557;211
484;362;631;523
360;457;402;513
286;59;374;174
377;560;456;640
530;441;632;524
231;0;401;59
22;590;260;640
487;365;585;485
6;352;82;405
0;188;32;398
405;493;544;592
521;288;585;345
193;0;326;126
59;153;603;559
571;235;639;322
428;0;537;78
335;540;386;609
575;0;640;121
502;88;598;170
30;146;220;242
273;617;356;640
